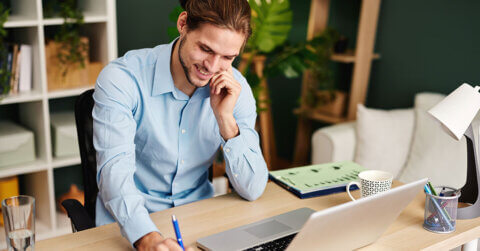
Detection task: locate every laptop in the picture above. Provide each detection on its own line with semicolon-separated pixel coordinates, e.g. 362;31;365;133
197;178;427;251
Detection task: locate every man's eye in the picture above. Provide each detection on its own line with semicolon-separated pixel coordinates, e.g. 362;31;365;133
201;47;213;53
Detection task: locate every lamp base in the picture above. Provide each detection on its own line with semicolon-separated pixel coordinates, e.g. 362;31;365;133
457;125;480;219
458;204;480;219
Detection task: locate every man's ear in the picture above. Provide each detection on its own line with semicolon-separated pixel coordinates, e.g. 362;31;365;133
177;11;188;36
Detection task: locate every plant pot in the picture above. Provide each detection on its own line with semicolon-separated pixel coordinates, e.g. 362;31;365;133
45;37;90;91
315;90;347;117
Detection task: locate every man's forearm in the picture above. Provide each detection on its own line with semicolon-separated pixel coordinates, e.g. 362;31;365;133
216;114;239;140
222;126;268;201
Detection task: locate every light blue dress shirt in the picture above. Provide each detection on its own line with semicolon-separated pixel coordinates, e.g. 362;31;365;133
92;39;268;245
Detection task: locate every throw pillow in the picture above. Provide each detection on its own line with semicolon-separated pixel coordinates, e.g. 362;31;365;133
354;104;415;177
398;93;468;188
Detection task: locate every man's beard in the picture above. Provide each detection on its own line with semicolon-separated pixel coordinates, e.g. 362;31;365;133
178;36;200;87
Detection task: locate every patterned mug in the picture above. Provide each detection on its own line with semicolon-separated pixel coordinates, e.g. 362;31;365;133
346;170;393;201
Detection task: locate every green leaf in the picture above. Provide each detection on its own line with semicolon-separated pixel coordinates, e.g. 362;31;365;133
167;27;180;41
282;65;299;78
247;0;293;53
263;24;291;33
249;0;262;18
169;6;184;22
256;36;275;52
167;5;183;40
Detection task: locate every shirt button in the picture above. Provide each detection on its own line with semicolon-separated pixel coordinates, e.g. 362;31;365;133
225;148;230;153
181;159;185;164
181;129;186;134
234;173;238;178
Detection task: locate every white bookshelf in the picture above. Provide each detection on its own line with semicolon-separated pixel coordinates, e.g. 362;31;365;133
0;90;43;104
42;13;109;26
0;0;117;249
47;85;93;99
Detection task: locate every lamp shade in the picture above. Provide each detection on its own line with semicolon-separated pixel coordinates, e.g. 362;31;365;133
428;83;480;140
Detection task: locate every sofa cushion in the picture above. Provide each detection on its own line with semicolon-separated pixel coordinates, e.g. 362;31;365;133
354;104;415;177
398;93;467;188
312;122;356;164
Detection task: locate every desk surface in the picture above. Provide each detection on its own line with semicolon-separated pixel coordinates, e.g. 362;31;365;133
36;182;480;251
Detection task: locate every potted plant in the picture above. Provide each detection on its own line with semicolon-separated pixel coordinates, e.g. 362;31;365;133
304;29;346;117
44;0;90;90
238;0;292;106
242;1;343;118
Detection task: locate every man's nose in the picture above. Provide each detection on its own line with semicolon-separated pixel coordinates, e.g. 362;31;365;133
204;55;223;73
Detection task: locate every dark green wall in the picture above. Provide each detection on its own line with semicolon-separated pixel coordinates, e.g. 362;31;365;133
369;0;480;109
116;0;480;163
117;1;178;53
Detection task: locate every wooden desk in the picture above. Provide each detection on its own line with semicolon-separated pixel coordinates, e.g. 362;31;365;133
36;182;480;250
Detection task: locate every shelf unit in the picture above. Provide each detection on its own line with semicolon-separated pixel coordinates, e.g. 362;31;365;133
0;0;117;249
293;0;382;165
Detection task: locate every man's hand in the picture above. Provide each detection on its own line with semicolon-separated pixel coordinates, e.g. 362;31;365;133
210;68;241;140
135;232;194;251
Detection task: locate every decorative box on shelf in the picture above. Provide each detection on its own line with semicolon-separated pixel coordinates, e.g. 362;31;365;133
88;62;104;86
50;112;79;157
45;38;103;91
0;121;36;168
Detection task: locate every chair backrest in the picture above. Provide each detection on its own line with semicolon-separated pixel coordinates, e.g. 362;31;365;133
74;89;98;221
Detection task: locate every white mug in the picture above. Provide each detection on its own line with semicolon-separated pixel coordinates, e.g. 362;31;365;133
346;170;393;201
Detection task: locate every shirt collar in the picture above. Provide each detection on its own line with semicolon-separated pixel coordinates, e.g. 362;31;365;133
192;84;210;100
151;38;211;100
152;38;178;97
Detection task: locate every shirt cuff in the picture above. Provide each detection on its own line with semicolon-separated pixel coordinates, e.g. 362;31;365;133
221;127;248;155
121;212;160;247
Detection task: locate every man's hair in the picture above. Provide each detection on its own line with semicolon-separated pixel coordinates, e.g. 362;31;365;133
180;0;252;40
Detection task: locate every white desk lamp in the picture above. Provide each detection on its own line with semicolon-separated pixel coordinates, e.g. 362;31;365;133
428;83;480;219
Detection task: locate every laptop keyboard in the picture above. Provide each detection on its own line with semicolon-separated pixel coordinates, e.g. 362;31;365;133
244;233;297;251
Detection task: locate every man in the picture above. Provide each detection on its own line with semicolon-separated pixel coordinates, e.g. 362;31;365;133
92;0;268;250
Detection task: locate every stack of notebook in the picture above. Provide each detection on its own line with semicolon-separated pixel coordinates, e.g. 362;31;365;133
269;161;366;198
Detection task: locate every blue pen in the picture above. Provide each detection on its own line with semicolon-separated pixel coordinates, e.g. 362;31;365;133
424;185;454;229
172;215;185;251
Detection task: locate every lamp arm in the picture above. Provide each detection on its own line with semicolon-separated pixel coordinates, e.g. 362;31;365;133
458;124;480;219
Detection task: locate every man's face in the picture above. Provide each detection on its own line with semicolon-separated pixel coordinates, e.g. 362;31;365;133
178;23;245;87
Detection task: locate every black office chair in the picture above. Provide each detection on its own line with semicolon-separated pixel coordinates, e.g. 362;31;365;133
63;89;217;232
61;89;97;232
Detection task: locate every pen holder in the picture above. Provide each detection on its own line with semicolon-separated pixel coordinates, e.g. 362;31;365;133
423;186;460;233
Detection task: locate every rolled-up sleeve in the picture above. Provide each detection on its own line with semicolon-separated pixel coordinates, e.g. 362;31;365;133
92;63;159;245
221;74;268;201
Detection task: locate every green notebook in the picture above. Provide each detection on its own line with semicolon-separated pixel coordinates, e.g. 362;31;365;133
269;161;366;198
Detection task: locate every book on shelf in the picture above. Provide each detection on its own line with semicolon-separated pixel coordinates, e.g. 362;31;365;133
6;43;32;94
268;160;366;199
18;44;32;93
13;45;21;93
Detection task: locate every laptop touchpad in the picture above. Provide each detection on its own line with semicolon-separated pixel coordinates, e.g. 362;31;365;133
244;220;292;239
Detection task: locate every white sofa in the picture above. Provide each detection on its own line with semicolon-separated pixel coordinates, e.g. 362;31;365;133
311;93;479;250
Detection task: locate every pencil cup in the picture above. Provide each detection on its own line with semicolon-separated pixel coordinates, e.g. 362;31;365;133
423;186;460;234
